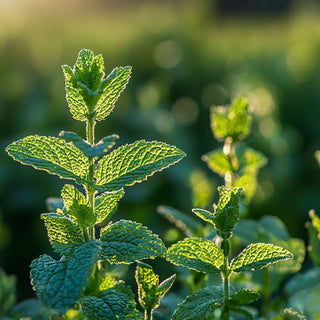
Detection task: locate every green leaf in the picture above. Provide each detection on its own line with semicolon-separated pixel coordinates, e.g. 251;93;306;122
81;282;143;320
277;308;307;320
95;140;186;192
230;243;293;272
59;131;119;159
100;220;166;263
95;66;132;121
135;262;176;312
61;184;87;211
211;97;252;141
41;213;83;246
229;288;261;306
6;136;89;183
192;208;215;226
30;241;100;314
307;210;320;267
158;205;204;237
0;270;16;318
94;189;124;224
166;238;224;273
173;286;223;320
202;149;233;177
315;150;320;166
212;186;242;237
237;147;267;174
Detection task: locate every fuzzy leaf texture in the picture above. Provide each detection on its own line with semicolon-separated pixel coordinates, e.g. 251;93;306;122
61;184;87;210
173;286;224;320
81;282;143;320
100;220;166;263
6;136;89;184
167;238;224;273
211;97;252;141
192;208;215;227
202;149;233;177
213;186;242;237
230;243;293;272
94;140;186;192
60;131;119;159
30;242;100;314
94;189;124;224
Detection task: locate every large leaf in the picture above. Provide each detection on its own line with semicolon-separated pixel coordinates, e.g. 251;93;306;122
230;243;293;272
95;66;132;121
81;283;143;320
167;238;224;273
30;242;100;314
100;220;166;263
173;286;223;320
94;140;186;192
6;136;89;183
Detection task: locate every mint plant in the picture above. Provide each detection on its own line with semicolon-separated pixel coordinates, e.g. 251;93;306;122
6;49;185;318
166;186;293;320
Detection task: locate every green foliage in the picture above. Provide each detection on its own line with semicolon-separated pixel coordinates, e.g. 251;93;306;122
6;49;185;318
307;210;320;267
0;270;16;318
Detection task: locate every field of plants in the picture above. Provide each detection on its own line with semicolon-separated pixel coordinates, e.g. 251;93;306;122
1;0;320;319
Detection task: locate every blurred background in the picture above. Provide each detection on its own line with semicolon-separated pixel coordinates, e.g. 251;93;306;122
1;0;320;301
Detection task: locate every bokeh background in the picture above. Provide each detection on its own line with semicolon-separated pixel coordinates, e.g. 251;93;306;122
1;0;320;300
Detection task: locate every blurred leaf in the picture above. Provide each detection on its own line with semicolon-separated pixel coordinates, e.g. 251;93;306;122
202;149;233;177
0;270;16;318
273;308;307;320
307;210;320;267
229;288;260;306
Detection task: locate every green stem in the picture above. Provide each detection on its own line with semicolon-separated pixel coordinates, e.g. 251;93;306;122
262;267;271;320
145;309;153;320
223;137;233;188
221;238;230;320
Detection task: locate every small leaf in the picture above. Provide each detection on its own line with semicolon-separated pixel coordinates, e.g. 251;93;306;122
167;238;224;273
60;131;119;158
237;147;267;174
100;220;166;263
30;241;100;314
229;288;261;306
6;136;89;184
81;282;143;320
173;286;223;320
315;150;320;166
230;243;293;272
61;184;87;211
202;149;233;177
68;199;96;228
95;140;186;192
157;274;176;299
158;205;204;237
95;66;132;121
192;208;215;226
94;189;124;224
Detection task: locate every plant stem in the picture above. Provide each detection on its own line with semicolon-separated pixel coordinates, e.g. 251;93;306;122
145;309;153;320
262;267;271;320
221;238;230;320
223;137;234;188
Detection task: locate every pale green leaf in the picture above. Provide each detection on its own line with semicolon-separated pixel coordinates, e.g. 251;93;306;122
167;238;224;273
237;147;267;174
81;282;143;320
94;189;124;224
229;288;261;306
192;208;215;226
157;274;176;300
230;243;293;272
173;286;223;320
95;140;186;192
6;136;89;183
202;149;233;177
158;205;204;237
95;66;132;121
59;131;119;158
68;200;96;228
61;184;87;211
30;241;100;314
100;220;166;263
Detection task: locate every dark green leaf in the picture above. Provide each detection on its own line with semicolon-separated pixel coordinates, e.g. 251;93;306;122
229;288;261;306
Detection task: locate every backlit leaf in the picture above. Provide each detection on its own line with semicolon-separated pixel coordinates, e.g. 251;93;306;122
6;136;89;184
230;243;293;272
167;238;224;273
202;149;233;177
192;208;215;226
100;220;166;263
95;140;186;192
61;184;87;211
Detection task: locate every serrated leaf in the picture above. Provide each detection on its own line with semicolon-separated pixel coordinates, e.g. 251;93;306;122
213;186;242;237
60;131;119;158
158;205;204;237
30;241;100;314
237;147;267;174
230;243;293;272
95;140;186;192
192;208;215;226
95;66;132;121
41;213;83;246
229;288;261;306
167;238;224;273
202;149;233;177
6;136;89;183
61;184;87;210
69;200;96;228
173;286;223;320
81;282;143;320
94;189;124;224
100;220;166;263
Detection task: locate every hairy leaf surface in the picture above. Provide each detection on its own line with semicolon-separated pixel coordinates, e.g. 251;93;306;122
100;220;166;263
30;242;99;314
192;208;215;226
95;140;186;192
202;149;233;177
61;184;87;211
167;238;224;273
6;136;89;183
230;243;293;272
